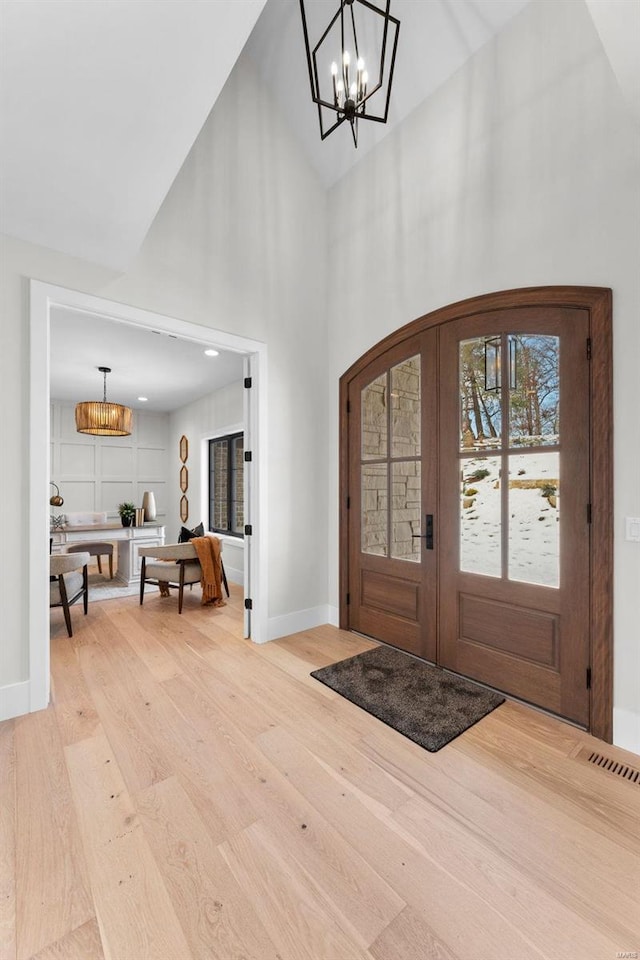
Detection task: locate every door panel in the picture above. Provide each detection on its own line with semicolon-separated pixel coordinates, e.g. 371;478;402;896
348;332;437;661
439;308;590;725
361;569;419;619
458;594;558;667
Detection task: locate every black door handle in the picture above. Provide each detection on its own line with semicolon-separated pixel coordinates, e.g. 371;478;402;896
426;513;434;550
411;514;434;550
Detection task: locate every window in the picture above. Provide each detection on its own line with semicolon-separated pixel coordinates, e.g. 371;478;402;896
208;432;244;537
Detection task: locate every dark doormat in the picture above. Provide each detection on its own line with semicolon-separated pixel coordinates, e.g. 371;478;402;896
311;644;505;752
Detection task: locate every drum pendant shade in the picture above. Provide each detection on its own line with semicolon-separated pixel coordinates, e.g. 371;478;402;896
75;367;132;437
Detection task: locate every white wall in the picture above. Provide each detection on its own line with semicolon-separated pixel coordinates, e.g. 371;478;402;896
168;380;245;585
0;52;328;702
326;0;640;751
49;400;170;522
108;52;330;635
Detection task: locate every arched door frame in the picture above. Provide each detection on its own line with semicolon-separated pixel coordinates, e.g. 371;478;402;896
339;286;613;742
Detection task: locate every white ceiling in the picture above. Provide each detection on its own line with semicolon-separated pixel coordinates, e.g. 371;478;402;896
4;2;639;460
245;0;531;187
2;0;637;275
50;308;245;413
0;0;266;271
584;0;640;126
1;0;531;272
8;0;639;419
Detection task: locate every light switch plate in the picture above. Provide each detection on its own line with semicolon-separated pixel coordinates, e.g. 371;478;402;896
625;517;640;542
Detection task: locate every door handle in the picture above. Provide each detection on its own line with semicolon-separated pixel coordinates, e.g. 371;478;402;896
411;514;434;550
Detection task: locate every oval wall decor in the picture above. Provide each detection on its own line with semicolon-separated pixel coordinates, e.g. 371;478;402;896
180;495;189;523
179;435;189;463
180;465;188;493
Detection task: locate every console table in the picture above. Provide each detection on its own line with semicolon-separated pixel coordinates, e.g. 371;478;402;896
50;522;166;585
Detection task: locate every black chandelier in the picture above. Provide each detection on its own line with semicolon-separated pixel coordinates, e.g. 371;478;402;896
299;0;400;148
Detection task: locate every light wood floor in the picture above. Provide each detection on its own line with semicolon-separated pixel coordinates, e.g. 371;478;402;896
1;585;639;960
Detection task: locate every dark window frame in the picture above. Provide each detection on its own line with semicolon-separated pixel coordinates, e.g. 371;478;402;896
208;432;244;538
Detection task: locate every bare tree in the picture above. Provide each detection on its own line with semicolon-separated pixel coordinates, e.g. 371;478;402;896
460;339;500;443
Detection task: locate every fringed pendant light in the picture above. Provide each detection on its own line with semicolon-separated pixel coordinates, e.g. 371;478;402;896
75;366;132;437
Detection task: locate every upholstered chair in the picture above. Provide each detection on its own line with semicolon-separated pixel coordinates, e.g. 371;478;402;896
138;542;204;614
138;539;225;614
66;540;114;578
50;552;90;637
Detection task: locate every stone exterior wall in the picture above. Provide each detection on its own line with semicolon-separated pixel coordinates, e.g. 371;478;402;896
234;438;244;529
212;441;228;530
362;374;387;459
212;434;244;533
391;357;421;458
391;460;421;561
362;464;388;556
361;357;421;562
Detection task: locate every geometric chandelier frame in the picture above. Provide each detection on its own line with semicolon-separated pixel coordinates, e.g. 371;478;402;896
299;0;400;148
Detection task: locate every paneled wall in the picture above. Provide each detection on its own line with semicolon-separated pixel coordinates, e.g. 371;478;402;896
49;401;171;521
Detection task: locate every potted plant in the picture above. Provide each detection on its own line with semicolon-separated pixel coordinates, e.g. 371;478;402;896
118;501;136;527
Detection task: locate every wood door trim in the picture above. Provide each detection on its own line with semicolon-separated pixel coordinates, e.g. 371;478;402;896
339;286;613;742
589;288;613;742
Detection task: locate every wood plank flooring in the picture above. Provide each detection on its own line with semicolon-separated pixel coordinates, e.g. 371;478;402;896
2;585;639;960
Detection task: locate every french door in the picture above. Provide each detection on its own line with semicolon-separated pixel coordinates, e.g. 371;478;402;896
438;308;589;725
342;289;611;732
347;332;437;661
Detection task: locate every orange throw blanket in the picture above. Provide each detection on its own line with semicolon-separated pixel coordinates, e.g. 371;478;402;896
191;536;225;607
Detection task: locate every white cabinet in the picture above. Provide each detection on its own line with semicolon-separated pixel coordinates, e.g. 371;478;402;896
118;527;164;583
50;523;165;584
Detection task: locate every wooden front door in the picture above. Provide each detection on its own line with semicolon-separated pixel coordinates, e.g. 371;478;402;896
439;308;590;725
347;332;437;661
341;288;611;735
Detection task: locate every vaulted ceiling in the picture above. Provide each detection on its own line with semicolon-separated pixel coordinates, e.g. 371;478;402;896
1;0;638;276
1;0;530;273
0;0;267;271
244;0;531;188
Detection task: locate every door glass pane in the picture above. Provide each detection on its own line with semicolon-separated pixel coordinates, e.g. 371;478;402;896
362;463;388;556
230;435;244;534
391;461;421;562
509;335;559;447
362;373;387;460
459;338;502;451
391;355;421;458
211;440;228;531
509;452;559;587
460;456;501;578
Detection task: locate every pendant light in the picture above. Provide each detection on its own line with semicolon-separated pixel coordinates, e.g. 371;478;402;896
299;0;400;148
75;366;132;437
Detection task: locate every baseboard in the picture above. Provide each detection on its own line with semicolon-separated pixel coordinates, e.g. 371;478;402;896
327;604;339;627
266;605;332;642
223;564;244;587
0;680;31;722
613;707;640;755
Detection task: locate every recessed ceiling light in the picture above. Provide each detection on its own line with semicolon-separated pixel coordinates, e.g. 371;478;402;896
138;396;148;402
204;348;219;357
